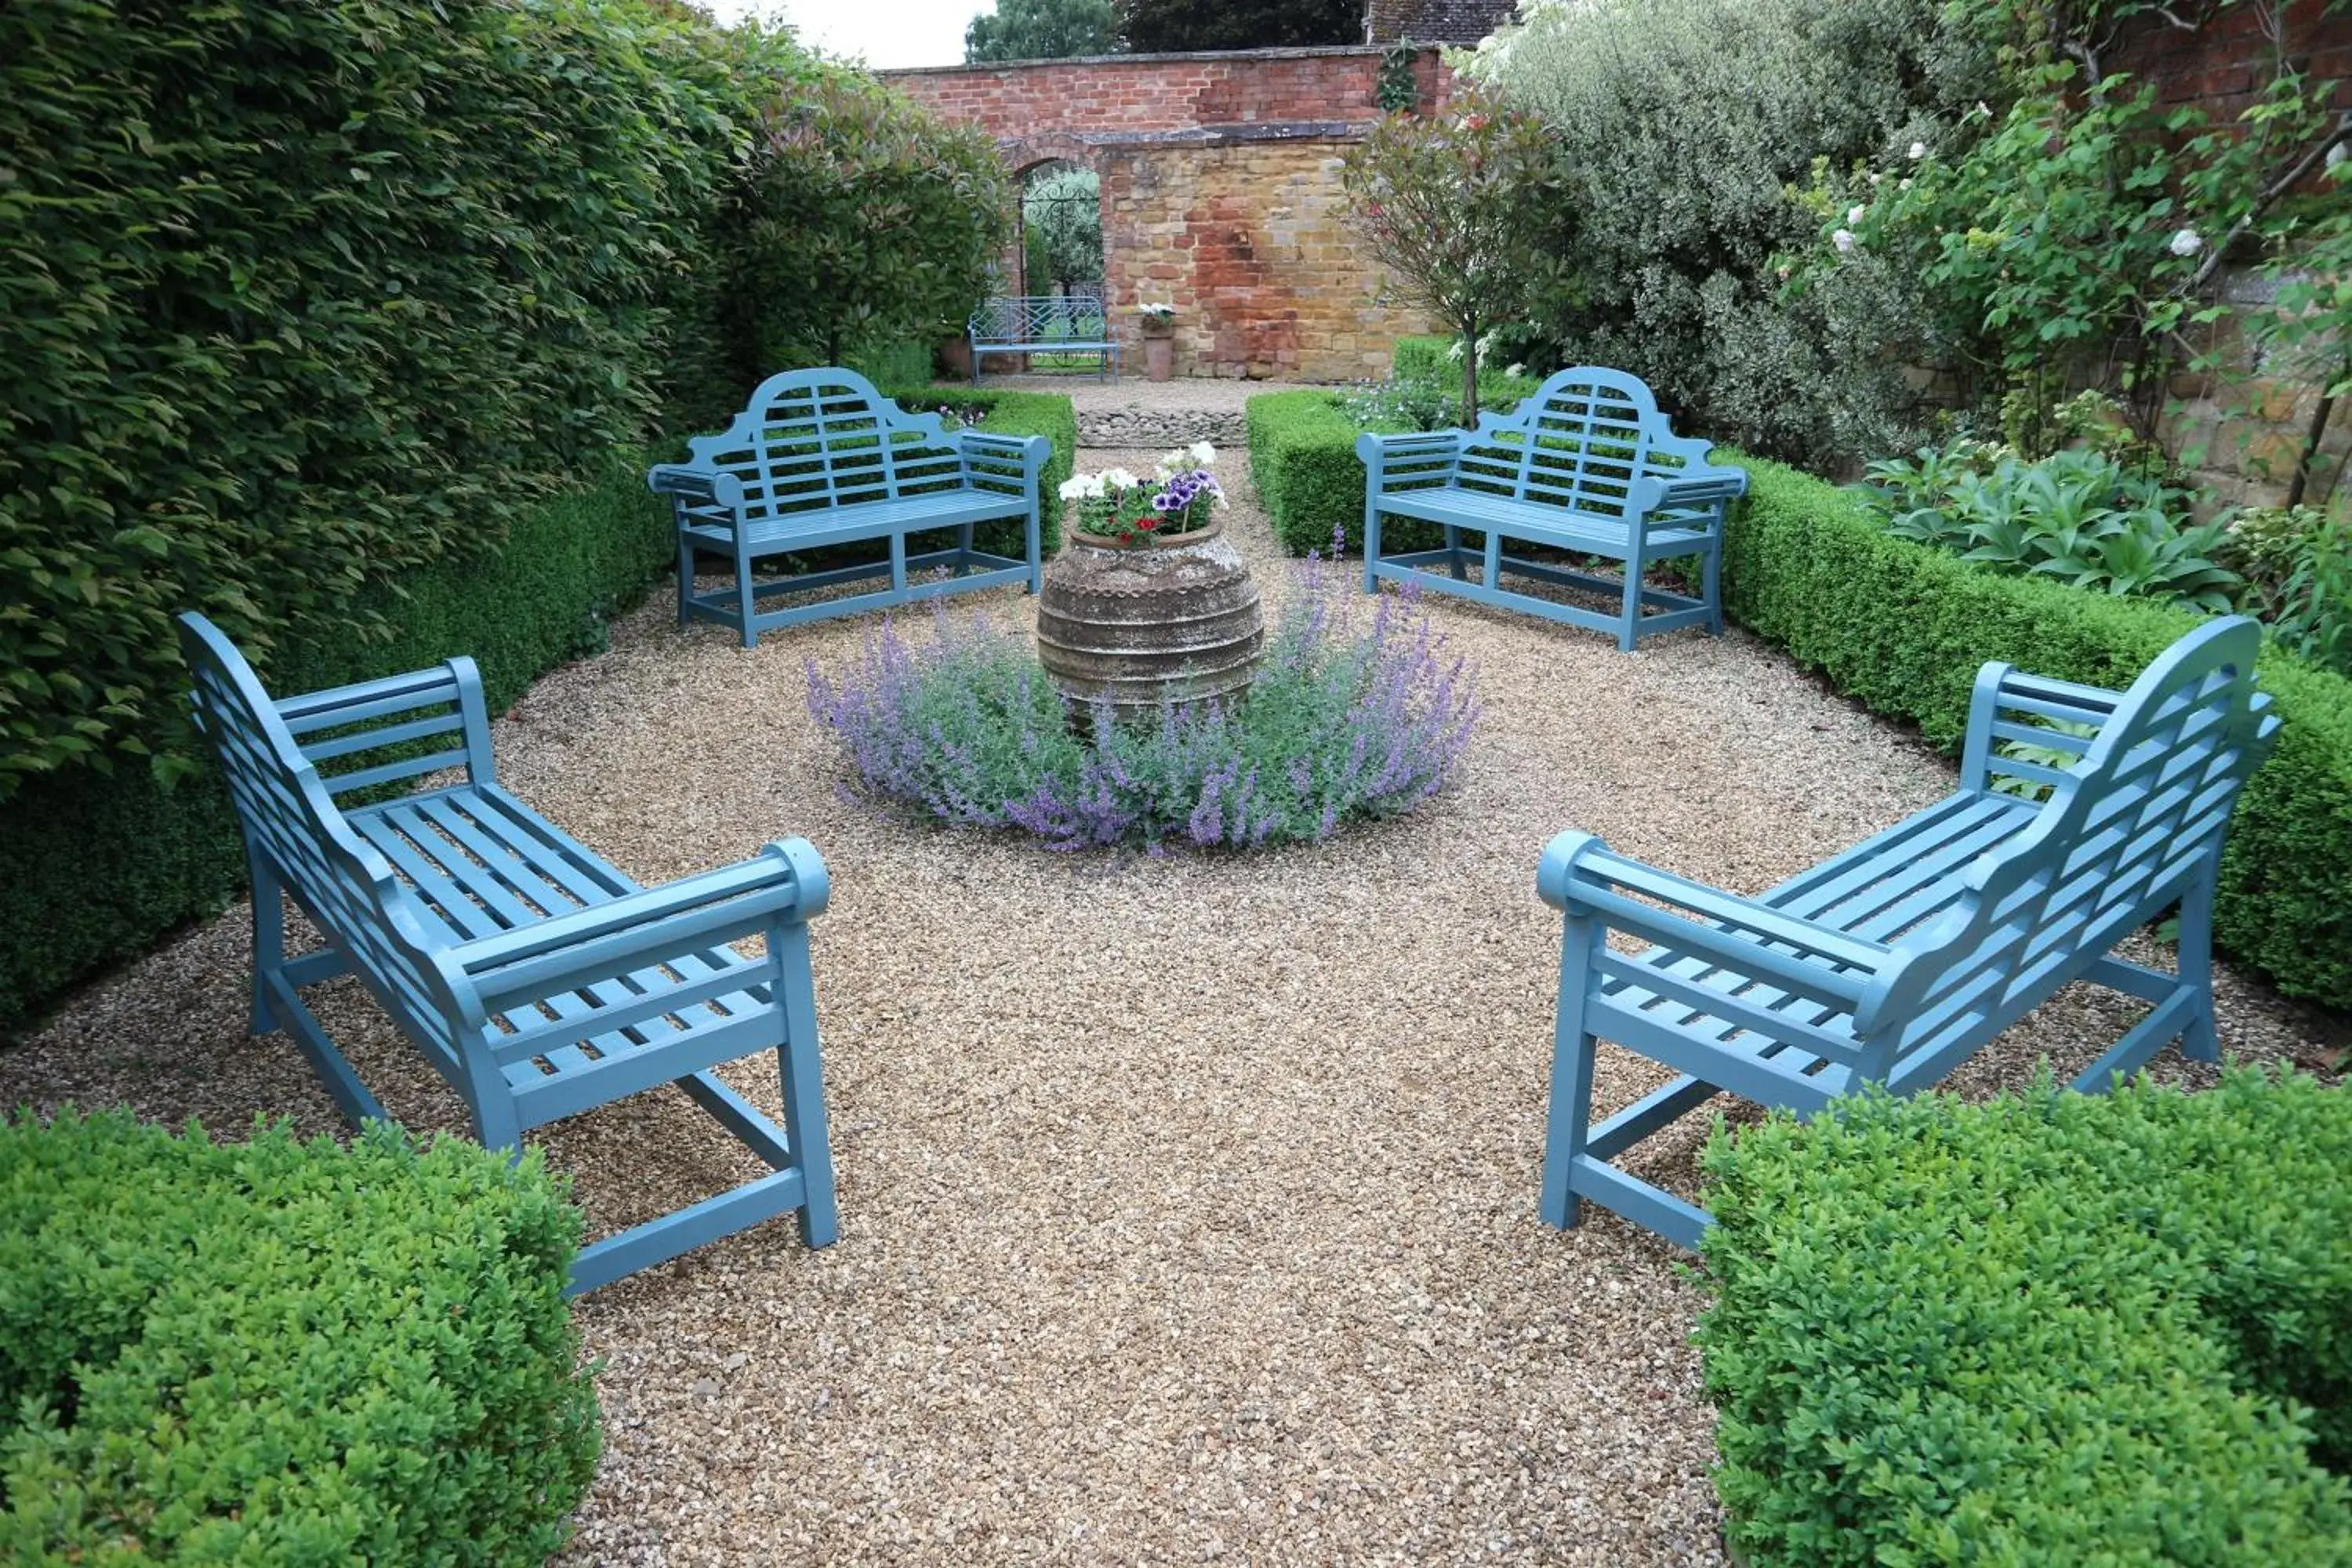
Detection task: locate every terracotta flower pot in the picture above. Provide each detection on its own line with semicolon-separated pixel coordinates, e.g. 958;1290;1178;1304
1036;517;1264;721
1144;336;1174;382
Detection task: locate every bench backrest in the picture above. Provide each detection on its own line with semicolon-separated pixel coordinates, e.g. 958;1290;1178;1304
1454;366;1720;519
1859;615;2278;1058
177;614;474;1075
969;290;1109;343
679;368;967;524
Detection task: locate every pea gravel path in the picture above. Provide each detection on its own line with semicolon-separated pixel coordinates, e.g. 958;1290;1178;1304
5;414;2337;1565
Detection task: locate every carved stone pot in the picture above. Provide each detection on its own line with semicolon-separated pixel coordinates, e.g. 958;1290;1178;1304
1036;518;1264;721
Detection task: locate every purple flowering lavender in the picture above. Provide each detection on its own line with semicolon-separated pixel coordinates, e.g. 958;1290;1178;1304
806;547;1479;851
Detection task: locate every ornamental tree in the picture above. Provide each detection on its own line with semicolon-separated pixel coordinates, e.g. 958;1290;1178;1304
1117;0;1358;53
1341;93;1563;428
966;0;1117;64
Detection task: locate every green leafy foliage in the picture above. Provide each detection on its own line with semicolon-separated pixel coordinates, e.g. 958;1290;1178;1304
722;75;1014;378
1116;0;1359;52
2225;506;2352;678
1460;0;1994;466
1348;334;1544;432
1725;456;2352;1009
0;0;814;796
1697;1069;2352;1566
966;0;1119;62
1863;445;2239;611
0;459;671;1032
1341;93;1563;429
0;1110;597;1561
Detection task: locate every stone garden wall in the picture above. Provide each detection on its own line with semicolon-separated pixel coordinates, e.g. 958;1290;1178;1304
880;47;1452;380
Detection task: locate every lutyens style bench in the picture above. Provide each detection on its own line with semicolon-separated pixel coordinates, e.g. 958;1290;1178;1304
1537;616;2278;1247
1356;367;1747;652
649;367;1050;648
179;612;839;1294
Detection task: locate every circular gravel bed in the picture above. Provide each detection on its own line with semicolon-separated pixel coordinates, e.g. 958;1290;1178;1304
5;405;2336;1564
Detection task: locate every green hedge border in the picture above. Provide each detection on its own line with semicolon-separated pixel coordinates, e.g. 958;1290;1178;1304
1697;1070;2352;1565
1245;393;2352;1009
2;1110;597;1559
0;389;1075;1032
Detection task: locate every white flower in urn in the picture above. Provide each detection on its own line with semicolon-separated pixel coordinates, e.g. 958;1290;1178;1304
2169;228;2205;257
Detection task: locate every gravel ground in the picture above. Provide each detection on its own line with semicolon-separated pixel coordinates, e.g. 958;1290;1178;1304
5;391;2340;1564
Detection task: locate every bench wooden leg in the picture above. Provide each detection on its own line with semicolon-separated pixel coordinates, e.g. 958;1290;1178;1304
1361;499;1382;594
1025;500;1043;594
771;921;840;1248
2176;861;2222;1062
1617;555;1643;652
1443;524;1467;582
1482;528;1501;590
246;847;285;1036
677;535;696;630
1540;915;1602;1229
734;542;758;650
956;521;974;577
1703;539;1725;637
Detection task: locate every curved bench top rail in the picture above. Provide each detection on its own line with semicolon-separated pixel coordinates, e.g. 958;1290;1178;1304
1857;615;2279;1053
677;368;972;523
176;614;475;1073
968;289;1111;341
1446;367;1727;520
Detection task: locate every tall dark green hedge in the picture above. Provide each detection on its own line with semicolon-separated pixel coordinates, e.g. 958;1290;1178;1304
1726;459;2352;1011
0;1110;597;1562
1698;1070;2352;1566
0;0;815;793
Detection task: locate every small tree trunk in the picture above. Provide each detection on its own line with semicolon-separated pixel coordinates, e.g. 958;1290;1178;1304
1459;314;1480;431
2286;360;2348;509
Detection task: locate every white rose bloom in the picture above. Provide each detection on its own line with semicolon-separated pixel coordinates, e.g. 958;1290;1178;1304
1908;140;1928;160
1504;363;1526;378
2169;228;2204;256
1899;178;1912;191
1868;172;1882;186
1832;228;1857;253
1846;204;1866;226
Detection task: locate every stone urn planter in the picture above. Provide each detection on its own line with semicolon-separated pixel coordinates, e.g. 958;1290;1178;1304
1036;517;1263;720
1138;309;1176;383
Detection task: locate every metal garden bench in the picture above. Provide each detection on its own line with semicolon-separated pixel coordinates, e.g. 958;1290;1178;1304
1355;366;1748;652
177;612;839;1296
1537;616;2278;1249
648;367;1050;649
967;290;1121;383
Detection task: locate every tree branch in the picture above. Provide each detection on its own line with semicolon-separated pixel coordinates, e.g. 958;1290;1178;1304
2183;113;2352;296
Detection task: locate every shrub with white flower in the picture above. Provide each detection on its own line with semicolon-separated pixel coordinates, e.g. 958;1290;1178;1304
1908;140;1928;161
1832;228;1857;254
2169;228;2204;257
1060;445;1225;543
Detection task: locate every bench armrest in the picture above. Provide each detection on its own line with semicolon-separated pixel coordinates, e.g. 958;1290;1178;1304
1356;430;1464;489
452;837;829;1014
1538;830;1889;1011
1653;466;1749;509
646;463;746;512
273;659;495;797
951;429;1051;495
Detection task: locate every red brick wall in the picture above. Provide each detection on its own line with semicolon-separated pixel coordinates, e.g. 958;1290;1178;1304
2113;0;2352;118
880;48;1455;379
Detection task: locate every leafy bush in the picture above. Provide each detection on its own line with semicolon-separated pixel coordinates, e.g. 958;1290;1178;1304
1458;0;1995;466
0;0;814;795
1697;1069;2352;1566
1344;335;1545;432
0;1110;597;1561
1862;445;2239;610
721;74;1012;376
0;459;670;1031
2226;506;2352;677
805;554;1479;850
1726;456;2352;1009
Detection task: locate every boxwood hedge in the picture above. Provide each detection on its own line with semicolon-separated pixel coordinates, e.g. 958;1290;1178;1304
0;1110;597;1562
1697;1069;2352;1567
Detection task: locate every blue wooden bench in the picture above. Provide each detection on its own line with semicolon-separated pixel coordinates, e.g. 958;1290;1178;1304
177;612;839;1295
967;291;1120;383
1537;616;2278;1248
648;368;1050;649
1355;367;1748;652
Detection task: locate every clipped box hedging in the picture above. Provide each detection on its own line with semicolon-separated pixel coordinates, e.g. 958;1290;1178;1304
1725;457;2352;1010
0;1110;597;1562
0;458;671;1029
1697;1070;2352;1567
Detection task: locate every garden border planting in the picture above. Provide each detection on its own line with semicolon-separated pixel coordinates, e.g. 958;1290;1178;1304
1697;1069;2352;1566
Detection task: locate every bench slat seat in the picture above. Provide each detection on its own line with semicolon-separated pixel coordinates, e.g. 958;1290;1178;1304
1537;617;2279;1250
650;368;1050;648
179;612;840;1295
1356;367;1748;652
